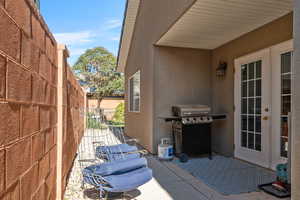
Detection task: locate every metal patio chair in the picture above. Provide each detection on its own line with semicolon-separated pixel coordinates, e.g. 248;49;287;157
78;107;152;199
82;157;152;199
93;125;141;162
80;135;152;199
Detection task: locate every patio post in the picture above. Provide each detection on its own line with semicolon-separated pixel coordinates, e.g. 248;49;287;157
292;2;300;199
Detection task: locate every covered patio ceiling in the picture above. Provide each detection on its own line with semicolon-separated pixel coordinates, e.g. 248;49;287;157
156;0;293;50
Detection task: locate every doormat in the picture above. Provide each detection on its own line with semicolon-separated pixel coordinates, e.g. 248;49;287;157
172;155;276;195
259;182;291;198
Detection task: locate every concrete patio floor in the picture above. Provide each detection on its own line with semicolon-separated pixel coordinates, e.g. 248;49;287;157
135;156;290;200
64;129;290;200
64;154;290;200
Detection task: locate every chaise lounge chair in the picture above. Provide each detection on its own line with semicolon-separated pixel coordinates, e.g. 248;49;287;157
82;157;153;199
95;143;138;159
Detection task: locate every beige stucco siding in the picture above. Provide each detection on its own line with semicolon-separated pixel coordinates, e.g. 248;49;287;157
211;13;293;156
87;99;124;110
153;47;212;152
124;0;196;152
124;1;293;155
87;98;124;120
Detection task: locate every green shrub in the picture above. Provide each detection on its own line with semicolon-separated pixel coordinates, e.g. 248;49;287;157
111;103;125;125
87;112;107;129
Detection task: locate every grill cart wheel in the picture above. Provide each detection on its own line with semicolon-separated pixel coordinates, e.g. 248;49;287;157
179;153;189;163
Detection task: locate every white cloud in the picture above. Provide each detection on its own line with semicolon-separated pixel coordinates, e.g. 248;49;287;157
54;19;123;63
105;19;122;30
54;31;94;45
111;36;120;41
70;48;87;56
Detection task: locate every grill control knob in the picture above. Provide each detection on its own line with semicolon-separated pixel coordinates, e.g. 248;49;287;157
193;118;197;124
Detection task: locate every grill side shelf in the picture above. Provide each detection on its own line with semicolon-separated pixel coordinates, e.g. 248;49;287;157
211;114;227;120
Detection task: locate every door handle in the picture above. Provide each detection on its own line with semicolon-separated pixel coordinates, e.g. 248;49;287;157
262;116;269;120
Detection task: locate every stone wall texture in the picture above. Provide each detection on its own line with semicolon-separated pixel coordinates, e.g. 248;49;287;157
62;63;85;197
0;1;85;199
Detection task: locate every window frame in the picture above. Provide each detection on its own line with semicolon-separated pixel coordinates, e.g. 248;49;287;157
128;70;141;113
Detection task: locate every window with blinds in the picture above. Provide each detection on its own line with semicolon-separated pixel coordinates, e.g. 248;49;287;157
128;71;140;112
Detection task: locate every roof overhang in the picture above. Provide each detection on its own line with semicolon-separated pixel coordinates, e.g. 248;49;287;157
117;0;140;73
156;0;293;50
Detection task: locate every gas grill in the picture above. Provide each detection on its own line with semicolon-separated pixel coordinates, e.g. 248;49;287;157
164;105;226;159
172;104;213;124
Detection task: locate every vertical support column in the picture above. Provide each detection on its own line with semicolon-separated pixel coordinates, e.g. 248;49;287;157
56;44;69;200
292;3;300;200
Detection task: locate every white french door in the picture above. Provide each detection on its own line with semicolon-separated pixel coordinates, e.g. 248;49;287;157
270;40;293;169
234;40;293;169
235;49;271;168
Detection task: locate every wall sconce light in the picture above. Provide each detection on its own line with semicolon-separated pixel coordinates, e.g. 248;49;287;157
216;62;227;77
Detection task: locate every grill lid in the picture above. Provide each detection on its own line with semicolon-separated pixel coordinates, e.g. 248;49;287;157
172;105;211;117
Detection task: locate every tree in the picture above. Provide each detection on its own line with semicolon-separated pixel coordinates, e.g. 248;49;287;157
112;102;125;124
73;47;124;107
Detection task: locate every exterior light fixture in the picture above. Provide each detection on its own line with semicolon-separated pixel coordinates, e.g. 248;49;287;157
216;62;227;77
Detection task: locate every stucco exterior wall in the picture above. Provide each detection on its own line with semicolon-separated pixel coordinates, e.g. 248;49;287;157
87;98;124;110
87;98;124;120
153;47;212;152
211;13;293;156
124;1;293;156
124;0;196;152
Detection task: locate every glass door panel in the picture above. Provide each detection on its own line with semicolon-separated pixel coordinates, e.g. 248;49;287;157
240;61;262;151
280;52;292;158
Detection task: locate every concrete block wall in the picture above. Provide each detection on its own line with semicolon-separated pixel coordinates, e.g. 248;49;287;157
63;65;85;195
0;1;86;199
0;0;58;199
57;45;85;199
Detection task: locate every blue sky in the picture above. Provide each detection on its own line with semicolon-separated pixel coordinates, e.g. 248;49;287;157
41;0;126;65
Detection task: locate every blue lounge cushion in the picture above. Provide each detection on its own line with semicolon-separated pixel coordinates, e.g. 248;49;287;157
106;153;140;161
103;167;153;192
96;143;138;154
83;157;148;177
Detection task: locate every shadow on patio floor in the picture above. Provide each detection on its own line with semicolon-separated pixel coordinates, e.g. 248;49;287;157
83;188;141;200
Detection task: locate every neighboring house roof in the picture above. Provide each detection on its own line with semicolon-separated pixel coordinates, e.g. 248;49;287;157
117;0;141;72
